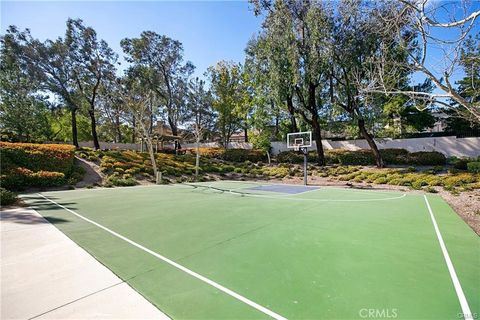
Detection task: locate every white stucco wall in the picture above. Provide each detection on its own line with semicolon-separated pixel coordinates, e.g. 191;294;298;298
271;136;480;158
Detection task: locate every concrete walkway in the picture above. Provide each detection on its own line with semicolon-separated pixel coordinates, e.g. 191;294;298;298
1;207;169;320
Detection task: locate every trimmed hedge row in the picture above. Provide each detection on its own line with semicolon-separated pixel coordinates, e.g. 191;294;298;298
1;167;65;190
185;148;267;162
276;148;447;166
0;142;75;174
1;142;75;190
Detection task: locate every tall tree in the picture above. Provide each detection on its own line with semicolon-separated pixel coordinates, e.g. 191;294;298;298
0;31;52;141
251;0;331;165
207;61;244;148
2;26;82;147
328;0;388;167
66;19;118;149
121;32;194;136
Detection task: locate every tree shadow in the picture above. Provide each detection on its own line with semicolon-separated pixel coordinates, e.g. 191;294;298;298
0;210;70;225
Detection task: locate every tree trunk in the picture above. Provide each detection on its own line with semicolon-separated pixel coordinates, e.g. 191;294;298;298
131;117;136;144
71;108;79;148
312;115;325;166
88;109;100;150
115;113;122;143
308;83;325;166
358;117;384;168
195;135;200;178
244;127;248;143
286;95;298;132
168;116;178;136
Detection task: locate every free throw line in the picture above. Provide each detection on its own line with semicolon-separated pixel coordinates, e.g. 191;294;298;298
36;193;287;320
423;195;472;320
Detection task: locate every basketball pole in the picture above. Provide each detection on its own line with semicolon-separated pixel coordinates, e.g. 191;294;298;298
302;147;307;186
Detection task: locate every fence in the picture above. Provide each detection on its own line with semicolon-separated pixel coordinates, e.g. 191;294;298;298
49;136;479;158
271;136;480;158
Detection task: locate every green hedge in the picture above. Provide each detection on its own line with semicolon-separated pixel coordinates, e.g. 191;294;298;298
1;167;66;190
185;147;267;162
276;148;446;166
467;162;480;173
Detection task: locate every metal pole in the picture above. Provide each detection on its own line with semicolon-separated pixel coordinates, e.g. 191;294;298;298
303;148;307;186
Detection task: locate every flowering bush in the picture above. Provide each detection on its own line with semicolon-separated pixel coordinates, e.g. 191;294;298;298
1;166;65;190
0;142;75;174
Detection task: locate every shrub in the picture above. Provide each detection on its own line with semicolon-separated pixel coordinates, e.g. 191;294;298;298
31;171;65;187
185;148;266;162
373;177;388;184
67;165;86;185
223;149;266;162
105;173;137;187
325;149;375;165
1;167;65;190
0;187;17;205
0;142;75;175
467;162;480;173
379;148;409;164
265;167;290;178
443;173;477;188
276;151;304;163
449;157;469;170
408;151;446;165
424;187;438;193
277;148;446;166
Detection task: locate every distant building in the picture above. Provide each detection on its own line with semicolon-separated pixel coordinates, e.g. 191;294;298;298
428;112;448;133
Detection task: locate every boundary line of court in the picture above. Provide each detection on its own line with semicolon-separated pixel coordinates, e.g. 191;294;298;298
36;193;288;320
423;195;472;320
224;180;403;195
183;184;407;202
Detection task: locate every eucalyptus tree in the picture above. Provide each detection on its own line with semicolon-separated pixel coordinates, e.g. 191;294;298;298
121;32;194;136
1;26;82;147
0;34;52;141
207;60;244;148
251;0;333;165
186;77;215;177
65;19;118;149
244;37;294;138
98;75;129;143
248;15;298;133
327;1;387;167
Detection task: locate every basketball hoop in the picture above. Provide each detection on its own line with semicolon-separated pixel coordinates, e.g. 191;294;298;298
286;131;312;186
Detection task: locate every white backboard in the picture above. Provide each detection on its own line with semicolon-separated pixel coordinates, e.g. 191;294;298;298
287;131;312;148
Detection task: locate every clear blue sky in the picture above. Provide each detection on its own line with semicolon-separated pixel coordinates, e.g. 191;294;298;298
1;1;478;85
1;1;263;78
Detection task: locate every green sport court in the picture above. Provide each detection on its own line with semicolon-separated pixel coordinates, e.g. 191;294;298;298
22;181;479;320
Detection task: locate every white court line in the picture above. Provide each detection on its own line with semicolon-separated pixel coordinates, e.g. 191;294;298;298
36;193;287;320
184;184;407;202
423;195;473;320
223;180;403;195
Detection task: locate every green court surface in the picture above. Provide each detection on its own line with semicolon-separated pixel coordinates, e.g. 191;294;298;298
23;181;479;320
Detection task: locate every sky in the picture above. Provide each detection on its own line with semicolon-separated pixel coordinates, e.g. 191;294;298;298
1;1;479;85
1;1;263;78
